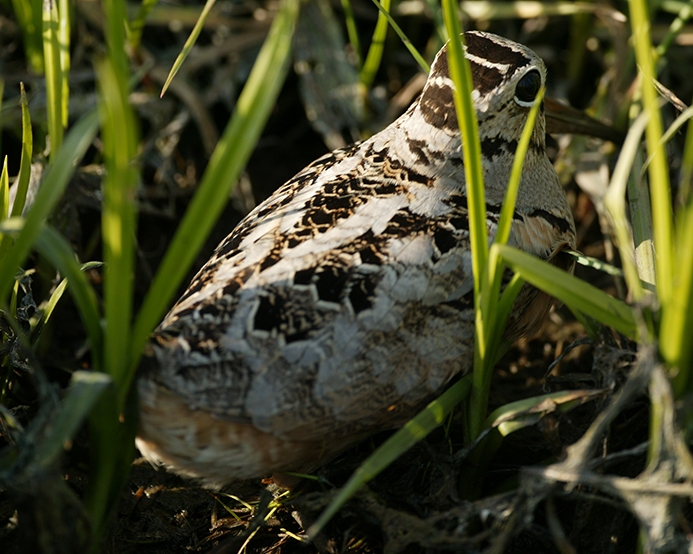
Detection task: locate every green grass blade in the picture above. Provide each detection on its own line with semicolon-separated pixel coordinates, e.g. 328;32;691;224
160;0;217;97
628;0;674;304
307;375;472;538
42;0;64;159
127;0;160;53
10;83;34;219
0;109;99;304
0;157;8;221
58;0;70;128
441;1;486;299
495;243;639;340
33;226;104;369
604;111;649;300
96;56;139;391
663;197;693;395
360;0;391;88
130;0;301;378
368;0;430;73
679;99;693;206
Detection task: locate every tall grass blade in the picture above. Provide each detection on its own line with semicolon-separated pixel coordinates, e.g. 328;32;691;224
130;0;301;376
307;375;472;538
58;0;70;128
42;0;64;159
360;0;391;88
96;56;138;391
0;110;99;304
11;0;44;73
628;0;673;304
160;0;217;97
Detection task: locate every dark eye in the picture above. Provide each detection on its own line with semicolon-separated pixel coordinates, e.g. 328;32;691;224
514;70;541;105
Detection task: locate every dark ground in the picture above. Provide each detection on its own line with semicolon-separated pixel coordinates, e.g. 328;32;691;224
2;0;692;552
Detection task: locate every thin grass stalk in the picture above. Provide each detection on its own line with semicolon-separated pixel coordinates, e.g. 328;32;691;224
628;0;674;305
130;0;300;378
360;0;391;88
368;0;429;73
340;0;362;68
97;55;138;392
42;0;64;159
160;0;217;97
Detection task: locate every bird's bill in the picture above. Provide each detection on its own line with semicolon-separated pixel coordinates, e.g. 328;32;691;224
544;97;623;144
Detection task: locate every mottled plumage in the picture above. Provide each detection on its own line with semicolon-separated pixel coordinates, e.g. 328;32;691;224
136;31;576;486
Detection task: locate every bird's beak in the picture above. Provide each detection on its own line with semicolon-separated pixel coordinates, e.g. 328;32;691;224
544;97;624;144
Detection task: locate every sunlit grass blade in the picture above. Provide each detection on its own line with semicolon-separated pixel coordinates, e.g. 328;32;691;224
160;0;217;97
604;111;649;300
96;56;138;390
368;0;430;73
469;87;546;440
130;0;300;378
0;109;99;304
441;0;486;298
10;84;33;219
42;0;64;159
360;0;391;88
495;243;639;340
307;375;472;538
628;0;673;305
33;371;111;469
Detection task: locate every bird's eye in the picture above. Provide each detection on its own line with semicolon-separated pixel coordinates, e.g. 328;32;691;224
514;70;541;106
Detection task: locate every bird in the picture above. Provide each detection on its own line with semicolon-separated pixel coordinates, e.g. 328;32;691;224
136;31;577;487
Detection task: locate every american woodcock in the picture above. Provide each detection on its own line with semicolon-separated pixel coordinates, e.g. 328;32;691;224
136;31;577;487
